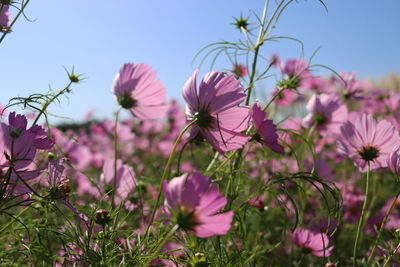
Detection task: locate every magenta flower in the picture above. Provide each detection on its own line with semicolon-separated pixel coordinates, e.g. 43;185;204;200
292;228;333;257
183;70;250;153
0;112;53;195
388;145;400;176
302;93;348;136
337;113;400;172
251;102;284;154
0;4;11;32
112;63;168;120
270;87;295;107
163;172;234;238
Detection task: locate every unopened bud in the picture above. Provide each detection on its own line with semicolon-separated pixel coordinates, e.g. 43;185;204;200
94;209;111;225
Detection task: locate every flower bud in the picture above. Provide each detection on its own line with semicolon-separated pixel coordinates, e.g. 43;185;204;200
94;209;111;226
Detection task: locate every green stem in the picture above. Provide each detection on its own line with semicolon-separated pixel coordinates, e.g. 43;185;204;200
111;106;122;206
0;0;31;44
32;82;72;126
367;190;400;264
353;162;370;267
142;120;196;242
383;242;400;267
0;206;30;234
143;224;179;267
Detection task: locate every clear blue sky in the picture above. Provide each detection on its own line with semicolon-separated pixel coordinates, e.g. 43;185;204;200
1;0;399;123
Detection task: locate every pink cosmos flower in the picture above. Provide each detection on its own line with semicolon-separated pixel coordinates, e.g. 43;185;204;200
292;228;333;257
388;145;400;176
302;93;348;136
163;172;234;238
183;70;250;154
100;158;136;207
339;72;368;100
251;102;284;154
337;113;400;172
300;77;334;94
0;4;11;32
112;63;168;120
0;112;53;195
270;87;295;107
276;58;312;91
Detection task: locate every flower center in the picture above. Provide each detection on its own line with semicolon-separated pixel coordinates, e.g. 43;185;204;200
278;76;300;90
194;108;213;128
314;113;327;126
118;93;137;109
175;209;199;231
358;145;379;162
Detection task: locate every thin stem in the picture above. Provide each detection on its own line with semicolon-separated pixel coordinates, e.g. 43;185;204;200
111;106;122;206
143;224;179;267
383;242;400;267
0;0;31;44
142;120;197;243
32;82;72;126
368;190;400;264
205;151;220;172
353;162;370;267
0;205;30;234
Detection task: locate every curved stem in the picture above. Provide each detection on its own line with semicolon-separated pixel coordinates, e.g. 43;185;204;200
143;224;179;267
353;162;370;267
142;120;196;242
111;106;122;206
0;205;30;234
32;82;72;126
367;190;400;264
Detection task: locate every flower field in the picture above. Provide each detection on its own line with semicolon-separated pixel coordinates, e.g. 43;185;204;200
1;1;400;266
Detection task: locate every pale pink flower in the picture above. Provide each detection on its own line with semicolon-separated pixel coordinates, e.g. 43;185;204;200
302;93;348;136
292;228;333;257
100;158;136;207
112;63;168;120
251;102;284;154
183;70;250;154
337;113;400;172
163;172;234;238
339;72;369;100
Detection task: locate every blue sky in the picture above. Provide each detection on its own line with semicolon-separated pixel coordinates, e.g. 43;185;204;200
1;0;399;123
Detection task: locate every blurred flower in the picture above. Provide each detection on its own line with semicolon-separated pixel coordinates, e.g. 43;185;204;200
163;172;234;238
302;93;348;136
388;145;400;176
339;72;369;100
277;58;311;91
292;228;333;257
112;63;168;120
183;70;250;154
337;113;400;172
231;63;247;78
0;3;11;32
251;102;284;154
270;87;295;107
